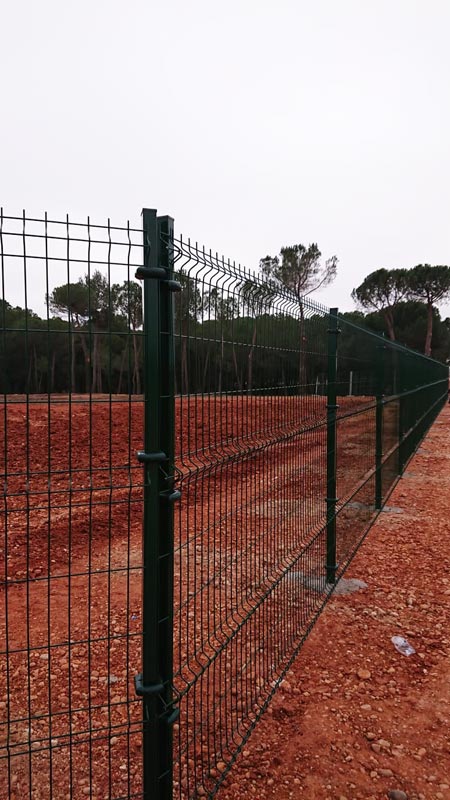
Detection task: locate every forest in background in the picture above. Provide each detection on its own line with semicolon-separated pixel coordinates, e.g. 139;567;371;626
0;267;449;396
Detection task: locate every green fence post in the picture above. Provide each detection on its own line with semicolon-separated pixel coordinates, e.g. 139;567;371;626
398;351;406;474
375;344;385;509
135;208;180;800
326;307;339;584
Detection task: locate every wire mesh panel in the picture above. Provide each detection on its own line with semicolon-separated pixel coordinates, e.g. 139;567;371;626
334;315;448;573
169;238;336;799
0;211;145;800
167;233;448;799
1;208;448;800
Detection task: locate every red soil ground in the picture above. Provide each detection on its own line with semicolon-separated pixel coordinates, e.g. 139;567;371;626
0;396;447;800
219;405;450;800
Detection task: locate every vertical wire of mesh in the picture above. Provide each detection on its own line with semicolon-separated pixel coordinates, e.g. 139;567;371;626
0;211;146;800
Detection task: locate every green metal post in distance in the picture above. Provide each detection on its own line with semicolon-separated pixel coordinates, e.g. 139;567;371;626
135;208;180;800
375;343;385;509
326;307;339;585
398;350;406;474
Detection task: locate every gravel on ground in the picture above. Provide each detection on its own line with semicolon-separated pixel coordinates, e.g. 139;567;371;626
219;405;450;800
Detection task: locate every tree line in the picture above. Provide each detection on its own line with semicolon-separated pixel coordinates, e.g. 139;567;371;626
257;246;450;360
352;265;450;357
0;273;143;395
0;248;449;396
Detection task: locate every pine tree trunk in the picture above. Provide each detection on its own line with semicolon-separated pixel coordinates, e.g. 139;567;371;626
298;303;306;392
71;328;76;391
232;345;241;392
97;337;103;393
202;347;210;394
92;334;103;393
117;346;126;394
384;309;396;341
132;332;141;395
51;351;56;393
27;353;32;394
247;323;257;394
79;335;90;393
91;333;97;393
33;347;41;393
425;303;433;357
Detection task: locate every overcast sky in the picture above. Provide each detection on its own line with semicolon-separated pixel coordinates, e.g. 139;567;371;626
1;0;450;317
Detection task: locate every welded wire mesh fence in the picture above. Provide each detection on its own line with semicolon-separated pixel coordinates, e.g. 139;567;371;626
0;211;145;800
0;208;448;800
166;227;448;799
169;235;332;800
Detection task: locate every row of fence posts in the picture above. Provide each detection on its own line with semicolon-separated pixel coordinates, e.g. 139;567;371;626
134;210;445;799
326;321;405;588
375;342;385;511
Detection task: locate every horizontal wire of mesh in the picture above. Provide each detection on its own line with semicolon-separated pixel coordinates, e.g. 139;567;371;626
0;212;146;800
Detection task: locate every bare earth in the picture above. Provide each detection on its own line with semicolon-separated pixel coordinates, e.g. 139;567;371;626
219;405;450;800
1;399;448;799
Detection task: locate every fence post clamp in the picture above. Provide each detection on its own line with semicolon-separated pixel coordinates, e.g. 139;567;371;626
134;675;180;725
135;265;182;292
134;674;164;697
136;450;168;464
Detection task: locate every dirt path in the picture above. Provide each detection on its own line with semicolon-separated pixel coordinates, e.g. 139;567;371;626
219;405;450;800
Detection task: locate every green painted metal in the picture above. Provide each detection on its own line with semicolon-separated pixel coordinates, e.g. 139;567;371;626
375;344;385;509
156;213;178;799
138;209;177;800
398;351;406;473
0;207;449;800
326;307;339;584
139;208;162;797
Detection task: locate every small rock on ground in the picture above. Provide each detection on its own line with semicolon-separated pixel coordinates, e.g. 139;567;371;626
331;577;368;595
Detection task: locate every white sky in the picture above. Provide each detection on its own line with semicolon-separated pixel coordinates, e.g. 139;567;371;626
1;0;450;318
